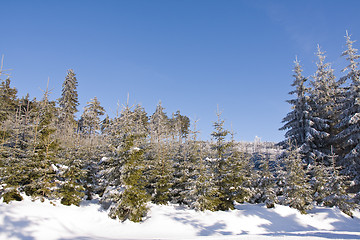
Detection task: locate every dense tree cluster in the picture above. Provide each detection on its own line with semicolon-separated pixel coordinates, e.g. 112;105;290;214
0;32;359;222
279;32;360;215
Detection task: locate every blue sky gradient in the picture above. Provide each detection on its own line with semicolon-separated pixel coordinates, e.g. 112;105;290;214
1;0;360;142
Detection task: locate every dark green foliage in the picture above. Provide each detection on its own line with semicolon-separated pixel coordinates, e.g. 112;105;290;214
23;156;58;200
2;188;23;203
110;135;150;221
59;160;85;206
109;186;149;222
0;78;18;123
0;78;18;149
102;105;150;222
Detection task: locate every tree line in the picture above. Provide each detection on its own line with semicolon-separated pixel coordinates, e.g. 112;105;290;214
0;32;359;222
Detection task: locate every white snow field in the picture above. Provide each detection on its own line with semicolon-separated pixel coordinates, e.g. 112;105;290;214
1;195;359;240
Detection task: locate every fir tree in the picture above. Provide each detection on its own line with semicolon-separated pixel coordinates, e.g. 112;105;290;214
190;128;219;211
280;59;315;164
100;104;150;221
58;69;79;132
280;144;313;214
224;137;252;206
322;148;357;217
0;78;18;150
108;134;150;222
0;78;18;123
335;32;360;180
210;108;248;210
148;102;173;205
59;158;86;206
80;96;105;136
309;160;331;206
308;46;340;164
25;85;59;201
170;110;190;143
254;153;277;208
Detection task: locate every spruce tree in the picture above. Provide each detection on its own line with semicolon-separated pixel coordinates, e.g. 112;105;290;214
308;46;340;164
148;102;173;205
190;124;219;211
210;108;249;210
108;134;150;222
309;160;331;206
280;144;313;214
280;59;315;164
254;153;277;208
80;96;105;136
58;69;79;133
10;85;60;202
100;104;150;221
0;78;18;123
335;32;360;180
322;148;357;217
224;135;252;206
59;158;86;206
76;97;105;200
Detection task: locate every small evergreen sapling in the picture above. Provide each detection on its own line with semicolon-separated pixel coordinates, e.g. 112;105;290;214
280;144;313;214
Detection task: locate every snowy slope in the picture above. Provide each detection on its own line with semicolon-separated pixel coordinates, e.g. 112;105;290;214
1;195;359;240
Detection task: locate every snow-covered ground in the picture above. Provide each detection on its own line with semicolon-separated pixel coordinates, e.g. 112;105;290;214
1;196;359;240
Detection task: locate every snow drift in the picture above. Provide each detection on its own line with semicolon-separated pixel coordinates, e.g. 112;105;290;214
1;195;360;240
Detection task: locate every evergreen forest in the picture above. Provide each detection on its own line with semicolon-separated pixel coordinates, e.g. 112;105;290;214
1;32;360;222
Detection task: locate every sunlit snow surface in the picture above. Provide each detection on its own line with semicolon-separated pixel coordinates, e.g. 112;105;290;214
1;195;360;240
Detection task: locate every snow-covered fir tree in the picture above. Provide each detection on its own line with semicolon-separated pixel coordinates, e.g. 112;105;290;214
280;59;316;164
108;105;150;222
79;96;105;136
27;86;59;201
279;144;313;214
147;102;173;205
210;109;250;210
335;32;360;181
322;148;357;217
99;104;134;203
169;110;191;205
225;133;253;205
253;152;277;208
191;140;219;211
58;69;79;133
308;46;340;164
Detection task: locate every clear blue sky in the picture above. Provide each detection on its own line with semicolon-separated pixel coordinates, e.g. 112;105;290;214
1;0;360;142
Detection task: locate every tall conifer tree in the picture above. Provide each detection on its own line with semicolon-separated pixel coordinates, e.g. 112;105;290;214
58;69;79;132
335;32;360;180
280;59;315;164
308;46;340;163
